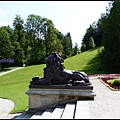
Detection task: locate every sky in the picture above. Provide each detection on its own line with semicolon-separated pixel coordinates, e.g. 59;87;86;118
0;1;110;47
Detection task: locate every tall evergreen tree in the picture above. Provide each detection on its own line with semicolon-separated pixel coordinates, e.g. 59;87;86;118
13;14;25;66
89;37;96;49
102;1;120;73
80;43;87;53
66;32;73;53
72;42;80;56
60;32;73;59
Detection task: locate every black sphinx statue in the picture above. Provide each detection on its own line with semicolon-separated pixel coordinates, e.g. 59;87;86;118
30;52;91;86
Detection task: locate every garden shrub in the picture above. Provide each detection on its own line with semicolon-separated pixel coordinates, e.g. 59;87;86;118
112;80;120;86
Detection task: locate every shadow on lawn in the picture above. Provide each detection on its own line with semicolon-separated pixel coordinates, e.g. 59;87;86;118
77;55;107;75
0;68;12;72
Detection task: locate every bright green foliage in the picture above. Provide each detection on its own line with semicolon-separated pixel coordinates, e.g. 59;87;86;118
13;14;26;49
0;28;14;58
112;80;120;86
24;14;44;65
2;26;24;67
24;15;63;65
0;14;77;67
13;15;25;66
89;37;96;49
0;27;14;69
41;18;63;57
109;79;120;86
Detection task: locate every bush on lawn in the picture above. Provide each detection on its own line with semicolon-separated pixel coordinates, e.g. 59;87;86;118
112;80;120;86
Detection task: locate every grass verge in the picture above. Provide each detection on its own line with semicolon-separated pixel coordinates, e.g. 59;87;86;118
0;64;45;113
64;46;106;75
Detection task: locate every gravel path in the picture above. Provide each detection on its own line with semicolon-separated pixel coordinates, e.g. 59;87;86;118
0;98;21;119
88;77;120;119
0;98;14;115
0;67;24;76
0;76;120;119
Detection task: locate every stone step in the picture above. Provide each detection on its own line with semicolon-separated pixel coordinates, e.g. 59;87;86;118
15;100;90;119
15;111;28;119
39;107;54;119
74;100;90;119
61;103;76;119
30;110;43;119
49;106;64;119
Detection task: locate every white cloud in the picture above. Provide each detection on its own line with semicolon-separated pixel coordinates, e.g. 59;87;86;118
0;7;6;17
0;21;9;26
0;7;9;27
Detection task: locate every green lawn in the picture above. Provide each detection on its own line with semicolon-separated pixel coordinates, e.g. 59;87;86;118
64;46;105;75
0;67;18;73
0;46;106;113
0;64;45;113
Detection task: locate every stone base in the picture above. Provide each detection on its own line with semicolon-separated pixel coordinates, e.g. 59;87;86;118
25;85;96;111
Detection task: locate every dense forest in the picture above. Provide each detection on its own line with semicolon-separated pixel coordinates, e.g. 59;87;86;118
0;14;77;68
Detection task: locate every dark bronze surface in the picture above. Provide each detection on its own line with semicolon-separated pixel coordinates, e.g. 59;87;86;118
30;52;91;86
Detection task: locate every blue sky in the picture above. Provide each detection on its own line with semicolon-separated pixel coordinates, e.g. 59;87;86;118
0;1;110;47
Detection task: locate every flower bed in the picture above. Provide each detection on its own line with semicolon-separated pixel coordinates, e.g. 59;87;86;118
89;74;120;91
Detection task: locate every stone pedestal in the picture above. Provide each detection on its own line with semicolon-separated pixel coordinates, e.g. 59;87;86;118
25;85;96;111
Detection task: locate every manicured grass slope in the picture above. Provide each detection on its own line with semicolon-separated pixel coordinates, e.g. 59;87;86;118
0;46;105;113
64;47;105;75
